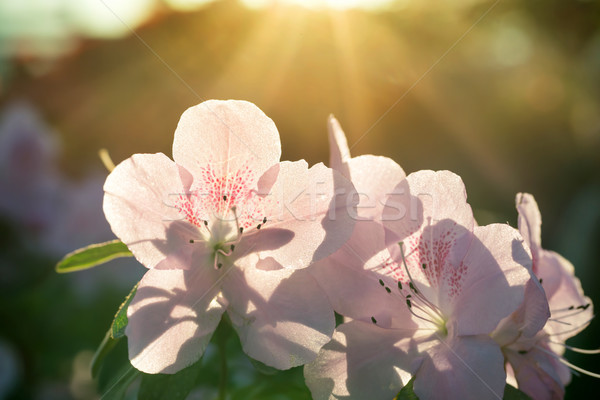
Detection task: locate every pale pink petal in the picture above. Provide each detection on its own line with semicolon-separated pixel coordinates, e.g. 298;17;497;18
451;224;531;336
346;155;406;220
235;160;358;269
505;346;567;400
103;153;197;269
221;266;334;369
172;100;281;188
413;335;506;400
310;220;413;327
126;265;225;374
304;320;416;400
516;192;542;270
327;115;351;178
385;170;474;243
539;250;593;343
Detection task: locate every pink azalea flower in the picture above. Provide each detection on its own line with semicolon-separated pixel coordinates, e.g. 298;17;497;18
306;119;532;399
103;100;357;373
492;193;596;399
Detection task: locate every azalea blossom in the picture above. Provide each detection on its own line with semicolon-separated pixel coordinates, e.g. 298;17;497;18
306;118;532;399
103;100;358;373
492;193;596;399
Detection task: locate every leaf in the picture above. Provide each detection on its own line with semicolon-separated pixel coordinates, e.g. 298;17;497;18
111;283;138;339
91;330;120;378
394;377;419;400
138;359;205;400
96;335;141;399
56;239;132;273
503;384;532;400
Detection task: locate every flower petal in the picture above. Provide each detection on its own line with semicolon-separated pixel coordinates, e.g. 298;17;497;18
413;335;505;400
384;170;474;244
327;115;351;178
103;153;196;269
346;155;406;220
237;160;358;269
304;320;416;400
505;346;568;400
126;265;225;374
539;250;593;343
221;266;335;369
310;220;412;327
451;224;531;336
516;193;542;270
172;100;281;186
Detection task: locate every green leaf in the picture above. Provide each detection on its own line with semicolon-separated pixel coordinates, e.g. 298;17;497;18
394;377;419;400
96;335;141;399
91;330;120;378
503;384;532;400
111;283;138;339
138;360;205;400
55;239;132;273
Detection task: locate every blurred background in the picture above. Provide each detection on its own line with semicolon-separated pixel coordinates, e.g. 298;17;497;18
0;0;599;398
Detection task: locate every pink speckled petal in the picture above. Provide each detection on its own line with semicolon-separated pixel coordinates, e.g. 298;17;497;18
126;265;225;374
516;193;542;270
236;160;358;270
384;170;474;245
413;335;506;400
221;266;334;369
451;224;531;336
327;115;351;178
304;320;416;400
172;100;281;187
310;220;412;327
103;153;196;269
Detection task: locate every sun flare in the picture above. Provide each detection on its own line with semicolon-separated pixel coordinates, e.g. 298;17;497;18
241;0;394;10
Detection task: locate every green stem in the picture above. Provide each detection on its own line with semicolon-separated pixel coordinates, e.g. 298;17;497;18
218;333;228;400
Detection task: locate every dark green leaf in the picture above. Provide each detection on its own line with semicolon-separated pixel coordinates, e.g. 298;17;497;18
91;330;120;378
97;335;141;399
248;357;279;376
56;240;132;273
111;283;138;339
138;359;205;400
394;377;419;400
503;384;532;400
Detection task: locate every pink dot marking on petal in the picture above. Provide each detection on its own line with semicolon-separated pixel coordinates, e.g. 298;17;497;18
174;158;273;230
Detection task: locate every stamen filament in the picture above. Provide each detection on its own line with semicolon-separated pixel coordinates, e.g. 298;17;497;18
536;345;600;379
548;342;600;354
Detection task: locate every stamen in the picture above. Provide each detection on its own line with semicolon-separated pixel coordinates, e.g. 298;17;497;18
257;224;262;230
536;345;600;379
371;316;377;324
379;279;385;286
385;287;391;294
548;316;594;337
549;342;600;355
263;217;267;224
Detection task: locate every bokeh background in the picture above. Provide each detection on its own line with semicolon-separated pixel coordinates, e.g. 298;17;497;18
1;0;599;398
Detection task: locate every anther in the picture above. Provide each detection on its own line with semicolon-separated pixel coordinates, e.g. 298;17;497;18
189;239;194;243
406;299;412;308
204;220;208;226
518;350;528;355
422;263;427;269
223;195;227;201
262;217;267;224
217;263;222;269
230;244;235;252
409;282;418;293
398;281;403;291
385;287;391;294
569;306;575;310
539;278;543;284
371;316;377;324
379;279;385;286
257;224;262;230
239;227;244;234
